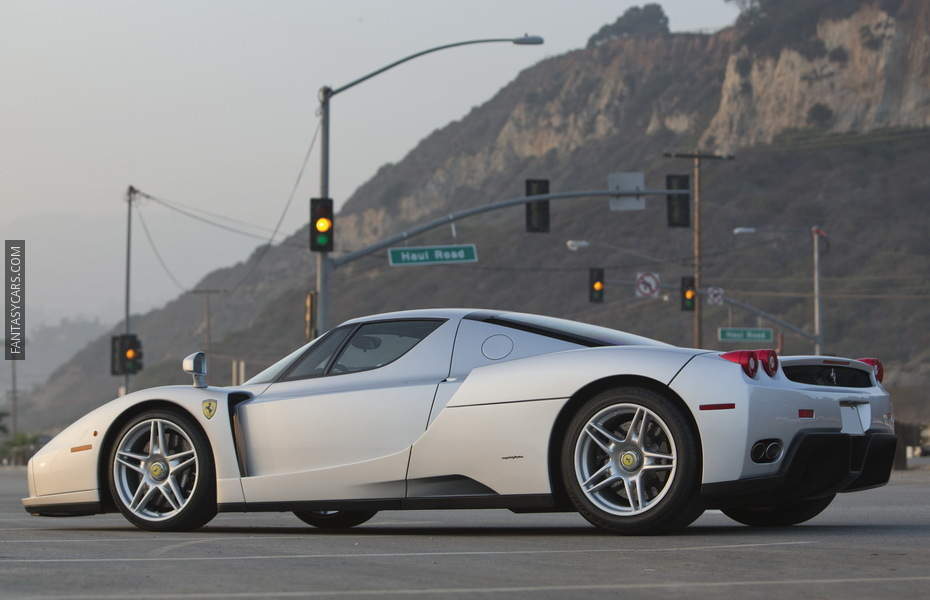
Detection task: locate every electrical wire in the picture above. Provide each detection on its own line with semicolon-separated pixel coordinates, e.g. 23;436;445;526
136;206;188;293
145;193;279;235
231;117;323;292
138;191;303;247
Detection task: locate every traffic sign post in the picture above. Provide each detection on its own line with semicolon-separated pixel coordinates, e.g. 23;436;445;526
718;327;774;343
388;244;478;266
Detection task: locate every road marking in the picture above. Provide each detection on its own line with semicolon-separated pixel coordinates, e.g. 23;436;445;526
0;540;810;563
12;575;930;599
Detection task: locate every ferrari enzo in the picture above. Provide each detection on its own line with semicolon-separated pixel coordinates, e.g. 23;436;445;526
23;309;896;534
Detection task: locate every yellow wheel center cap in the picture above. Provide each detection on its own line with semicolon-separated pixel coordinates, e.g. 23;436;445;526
149;462;167;480
620;451;640;470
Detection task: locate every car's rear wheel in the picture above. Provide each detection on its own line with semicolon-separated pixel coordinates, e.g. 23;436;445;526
107;409;216;531
561;387;703;534
293;510;377;529
722;494;834;527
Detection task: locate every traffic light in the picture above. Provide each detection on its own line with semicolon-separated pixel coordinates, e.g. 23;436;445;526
589;268;605;303
680;276;696;311
111;334;143;375
525;179;550;233
310;197;334;252
666;174;690;228
124;334;143;374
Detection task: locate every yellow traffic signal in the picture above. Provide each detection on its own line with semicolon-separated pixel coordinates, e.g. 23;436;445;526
684;289;696;300
125;348;136;360
592;281;604;292
315;217;332;233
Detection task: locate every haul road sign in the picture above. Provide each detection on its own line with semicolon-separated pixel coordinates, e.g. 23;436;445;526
388;244;478;266
718;327;774;342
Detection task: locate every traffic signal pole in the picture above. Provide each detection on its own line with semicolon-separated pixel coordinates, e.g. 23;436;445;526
123;185;136;393
316;87;333;331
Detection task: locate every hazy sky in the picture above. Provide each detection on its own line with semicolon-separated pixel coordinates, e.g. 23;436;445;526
1;0;738;328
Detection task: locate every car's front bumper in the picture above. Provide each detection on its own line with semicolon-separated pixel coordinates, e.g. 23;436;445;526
700;430;896;508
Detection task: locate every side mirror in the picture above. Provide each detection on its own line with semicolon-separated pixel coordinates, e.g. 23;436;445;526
182;352;208;388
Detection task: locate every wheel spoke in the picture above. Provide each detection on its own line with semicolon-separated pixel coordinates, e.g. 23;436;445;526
581;464;611;491
587;474;621;494
131;484;157;512
625;407;647;443
167;474;186;508
622;477;637;511
584;422;622;453
159;484;180;511
116;457;144;474
641;463;674;471
173;456;196;473
166;449;194;462
156;421;167;455
643;450;674;461
634;475;645;510
118;449;148;461
148;421;157;455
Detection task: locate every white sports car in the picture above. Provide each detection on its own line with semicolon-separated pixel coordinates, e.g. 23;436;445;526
23;309;896;534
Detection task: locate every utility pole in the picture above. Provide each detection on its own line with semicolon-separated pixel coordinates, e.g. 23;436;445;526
664;152;734;348
811;226;826;354
123;185;136;393
191;289;226;355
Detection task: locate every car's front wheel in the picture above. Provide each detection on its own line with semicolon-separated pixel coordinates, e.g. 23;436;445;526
293;510;378;529
561;387;703;534
107;409;216;531
722;495;835;527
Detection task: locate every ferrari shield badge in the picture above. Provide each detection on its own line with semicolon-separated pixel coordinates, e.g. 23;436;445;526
202;400;217;420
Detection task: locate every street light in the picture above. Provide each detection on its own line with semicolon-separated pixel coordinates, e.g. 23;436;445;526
314;35;544;330
733;225;827;354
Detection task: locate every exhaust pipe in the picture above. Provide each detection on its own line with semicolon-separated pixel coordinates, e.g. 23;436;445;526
751;442;766;462
764;441;782;461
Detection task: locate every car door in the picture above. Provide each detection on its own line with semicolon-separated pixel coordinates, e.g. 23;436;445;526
237;318;454;504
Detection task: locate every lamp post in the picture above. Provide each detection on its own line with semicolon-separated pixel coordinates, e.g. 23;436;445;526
315;35;544;331
732;226;828;354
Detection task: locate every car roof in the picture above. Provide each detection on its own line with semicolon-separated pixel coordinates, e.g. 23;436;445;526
339;309;666;347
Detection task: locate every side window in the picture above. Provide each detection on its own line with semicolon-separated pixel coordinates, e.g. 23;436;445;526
280;326;353;381
330;320;442;375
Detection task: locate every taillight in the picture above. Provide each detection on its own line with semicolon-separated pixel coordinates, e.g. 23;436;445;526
756;349;779;377
721;350;759;378
857;357;884;383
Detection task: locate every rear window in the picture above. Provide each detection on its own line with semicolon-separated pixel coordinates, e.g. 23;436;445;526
464;311;665;348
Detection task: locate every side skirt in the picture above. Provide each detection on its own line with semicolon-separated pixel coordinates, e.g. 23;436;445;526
218;494;559;513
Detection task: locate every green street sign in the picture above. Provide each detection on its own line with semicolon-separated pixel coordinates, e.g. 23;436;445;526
718;327;774;342
388;244;478;266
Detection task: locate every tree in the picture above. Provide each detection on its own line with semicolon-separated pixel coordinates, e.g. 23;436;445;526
587;4;671;49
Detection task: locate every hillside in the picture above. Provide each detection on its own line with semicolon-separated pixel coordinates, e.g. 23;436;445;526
21;0;930;431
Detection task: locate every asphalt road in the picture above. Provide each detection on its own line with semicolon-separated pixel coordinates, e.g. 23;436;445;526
1;467;929;599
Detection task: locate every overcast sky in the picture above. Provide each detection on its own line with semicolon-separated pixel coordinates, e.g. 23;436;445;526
1;0;738;328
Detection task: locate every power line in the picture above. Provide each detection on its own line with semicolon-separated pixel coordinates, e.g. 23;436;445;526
232;117;323;292
136;205;188;293
147;193;279;235
137;191;303;247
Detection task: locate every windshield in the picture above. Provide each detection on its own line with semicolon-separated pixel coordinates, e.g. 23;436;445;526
243;338;317;385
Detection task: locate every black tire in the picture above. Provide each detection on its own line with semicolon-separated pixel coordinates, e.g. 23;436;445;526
293;510;378;529
561;386;703;535
107;409;216;532
722;494;835;527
